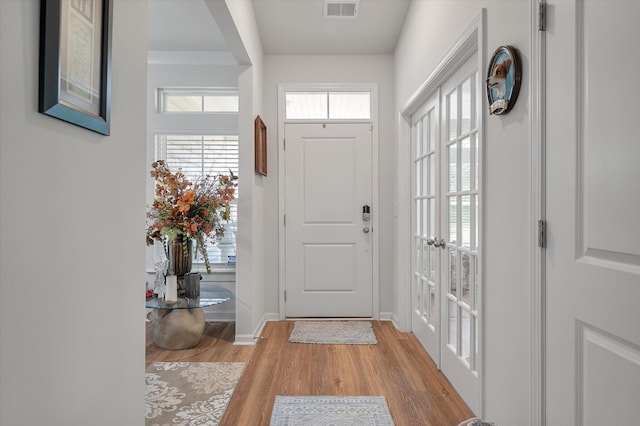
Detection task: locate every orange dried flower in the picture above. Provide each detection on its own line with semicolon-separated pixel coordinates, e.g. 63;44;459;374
146;161;237;273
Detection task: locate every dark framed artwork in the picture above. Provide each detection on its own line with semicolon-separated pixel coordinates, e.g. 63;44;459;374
39;0;113;135
485;45;521;115
255;115;267;176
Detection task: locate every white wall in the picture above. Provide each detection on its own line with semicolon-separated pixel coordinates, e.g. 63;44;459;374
394;1;531;424
262;55;396;317
223;0;267;342
146;64;242;137
0;0;147;424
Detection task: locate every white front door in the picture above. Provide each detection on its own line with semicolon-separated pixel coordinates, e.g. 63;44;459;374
545;1;640;424
284;123;373;317
410;52;481;414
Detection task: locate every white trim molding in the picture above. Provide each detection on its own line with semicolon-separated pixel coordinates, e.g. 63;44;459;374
233;313;280;345
530;1;546;425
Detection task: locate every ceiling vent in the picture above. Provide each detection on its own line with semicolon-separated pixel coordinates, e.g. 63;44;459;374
324;0;359;19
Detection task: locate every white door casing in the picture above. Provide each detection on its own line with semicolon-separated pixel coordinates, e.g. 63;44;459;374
284;123;373;317
545;1;640;424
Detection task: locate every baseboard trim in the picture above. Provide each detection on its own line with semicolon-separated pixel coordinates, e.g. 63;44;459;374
233;334;256;345
379;312;394;322
390;313;403;331
233;313;279;345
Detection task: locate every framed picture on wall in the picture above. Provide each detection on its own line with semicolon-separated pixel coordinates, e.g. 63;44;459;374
39;0;113;135
255;115;267;176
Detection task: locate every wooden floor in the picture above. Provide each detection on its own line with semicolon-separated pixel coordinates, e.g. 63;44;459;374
146;320;473;425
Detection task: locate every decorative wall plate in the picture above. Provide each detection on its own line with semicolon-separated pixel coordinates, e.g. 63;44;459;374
486;45;521;115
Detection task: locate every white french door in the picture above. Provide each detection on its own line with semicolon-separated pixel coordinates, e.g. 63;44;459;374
411;52;481;414
440;52;481;414
411;92;440;358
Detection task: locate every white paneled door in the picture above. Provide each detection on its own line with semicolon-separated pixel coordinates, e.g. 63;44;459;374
411;53;481;414
545;1;640;424
284;123;373;317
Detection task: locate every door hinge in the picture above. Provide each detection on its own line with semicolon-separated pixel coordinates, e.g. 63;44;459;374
369;124;373;131
284;214;286;226
538;220;546;248
538;0;546;31
283;138;286;150
284;290;286;302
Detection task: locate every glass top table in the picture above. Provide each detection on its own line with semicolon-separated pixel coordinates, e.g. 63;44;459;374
146;284;232;310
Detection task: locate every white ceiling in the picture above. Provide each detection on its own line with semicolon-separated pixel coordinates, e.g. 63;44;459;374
253;0;411;55
148;0;411;56
148;0;228;52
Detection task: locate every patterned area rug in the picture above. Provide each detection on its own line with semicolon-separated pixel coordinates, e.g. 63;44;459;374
145;362;244;426
270;396;395;425
288;321;377;345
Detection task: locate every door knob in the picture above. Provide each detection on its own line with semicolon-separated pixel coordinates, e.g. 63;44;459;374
427;238;435;245
433;238;446;248
363;227;370;233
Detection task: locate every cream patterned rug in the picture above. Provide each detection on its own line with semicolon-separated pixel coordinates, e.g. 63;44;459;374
145;362;244;426
270;396;395;425
288;321;377;345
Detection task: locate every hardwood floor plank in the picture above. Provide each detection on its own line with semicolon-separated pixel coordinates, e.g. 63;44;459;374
146;320;474;425
145;321;254;365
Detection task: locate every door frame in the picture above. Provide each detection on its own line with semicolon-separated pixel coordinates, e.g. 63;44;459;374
400;9;486;416
277;83;380;320
530;1;545;425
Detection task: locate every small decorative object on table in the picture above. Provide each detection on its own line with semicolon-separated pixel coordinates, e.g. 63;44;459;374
184;272;202;299
153;241;168;300
146;160;237;283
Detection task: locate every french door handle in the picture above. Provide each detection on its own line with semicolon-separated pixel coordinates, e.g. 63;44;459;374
433;238;446;248
427;238;435;245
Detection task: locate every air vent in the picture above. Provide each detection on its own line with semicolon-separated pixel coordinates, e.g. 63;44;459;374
324;0;359;19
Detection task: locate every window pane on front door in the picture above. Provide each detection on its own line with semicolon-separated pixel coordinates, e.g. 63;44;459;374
285;92;328;119
328;92;371;119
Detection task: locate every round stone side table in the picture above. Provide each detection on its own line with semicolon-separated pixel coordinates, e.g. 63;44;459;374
146;285;232;350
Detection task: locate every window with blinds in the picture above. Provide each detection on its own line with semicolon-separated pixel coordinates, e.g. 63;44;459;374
155;134;239;266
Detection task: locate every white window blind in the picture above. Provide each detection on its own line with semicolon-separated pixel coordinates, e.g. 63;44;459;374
155;134;239;266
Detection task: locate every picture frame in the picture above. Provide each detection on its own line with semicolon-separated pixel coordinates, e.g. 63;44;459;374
39;0;113;135
255;115;267;176
485;45;521;115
